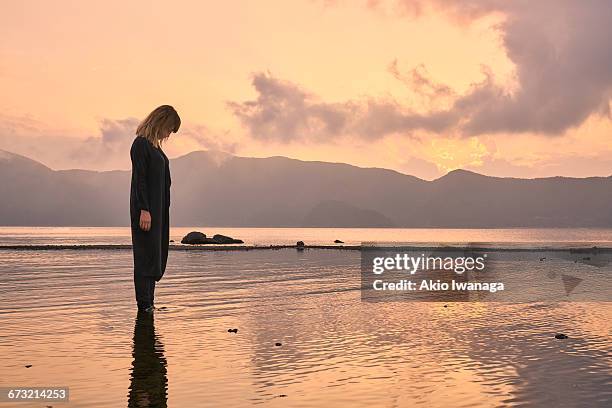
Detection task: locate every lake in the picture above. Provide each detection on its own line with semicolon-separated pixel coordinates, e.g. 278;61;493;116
0;228;610;407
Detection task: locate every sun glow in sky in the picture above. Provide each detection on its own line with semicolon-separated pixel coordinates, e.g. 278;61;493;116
1;0;611;179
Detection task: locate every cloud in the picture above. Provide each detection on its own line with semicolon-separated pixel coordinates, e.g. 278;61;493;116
0;114;240;171
233;1;612;141
68;117;140;166
388;60;454;101
394;0;612;135
179;125;239;154
0;113;82;169
100;118;137;145
0;113;45;134
465;154;612;179
228;71;457;142
227;72;351;142
71;117;240;167
399;156;443;180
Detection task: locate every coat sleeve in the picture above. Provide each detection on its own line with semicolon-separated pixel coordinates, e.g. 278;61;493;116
130;138;151;211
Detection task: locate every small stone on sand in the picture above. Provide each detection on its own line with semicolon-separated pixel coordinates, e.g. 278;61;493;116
228;328;238;333
275;342;282;346
555;333;568;339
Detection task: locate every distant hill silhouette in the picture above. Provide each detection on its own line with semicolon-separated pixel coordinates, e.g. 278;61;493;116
302;200;396;227
1;149;611;227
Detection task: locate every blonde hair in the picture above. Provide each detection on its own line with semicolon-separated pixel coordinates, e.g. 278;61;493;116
136;105;181;146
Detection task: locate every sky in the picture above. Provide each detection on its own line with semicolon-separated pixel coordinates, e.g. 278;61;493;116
1;0;611;179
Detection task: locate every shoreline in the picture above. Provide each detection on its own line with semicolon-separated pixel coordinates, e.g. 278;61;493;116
0;244;360;251
0;244;610;252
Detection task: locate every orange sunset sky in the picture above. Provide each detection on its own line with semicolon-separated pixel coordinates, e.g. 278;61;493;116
1;0;611;179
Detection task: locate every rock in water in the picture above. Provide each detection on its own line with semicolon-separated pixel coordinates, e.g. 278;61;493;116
275;342;282;346
228;328;238;334
212;234;244;244
296;241;305;251
555;333;568;339
334;239;344;244
181;231;242;245
181;231;208;244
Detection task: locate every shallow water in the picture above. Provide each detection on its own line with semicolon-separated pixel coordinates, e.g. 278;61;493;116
0;248;610;407
2;226;612;246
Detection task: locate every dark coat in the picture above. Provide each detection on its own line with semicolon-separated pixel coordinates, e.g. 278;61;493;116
130;136;170;281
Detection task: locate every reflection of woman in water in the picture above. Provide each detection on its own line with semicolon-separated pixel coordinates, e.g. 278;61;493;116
130;105;180;311
128;311;168;407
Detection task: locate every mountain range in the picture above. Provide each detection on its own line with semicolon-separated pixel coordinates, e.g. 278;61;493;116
1;148;611;227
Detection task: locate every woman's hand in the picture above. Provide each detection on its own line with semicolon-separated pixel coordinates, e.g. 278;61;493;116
139;210;152;231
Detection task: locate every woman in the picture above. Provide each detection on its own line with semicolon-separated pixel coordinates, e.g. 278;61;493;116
130;105;180;312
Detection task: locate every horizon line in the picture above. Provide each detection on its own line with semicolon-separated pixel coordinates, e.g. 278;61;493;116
1;147;611;182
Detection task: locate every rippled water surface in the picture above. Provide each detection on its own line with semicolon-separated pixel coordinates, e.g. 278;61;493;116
1;245;610;407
